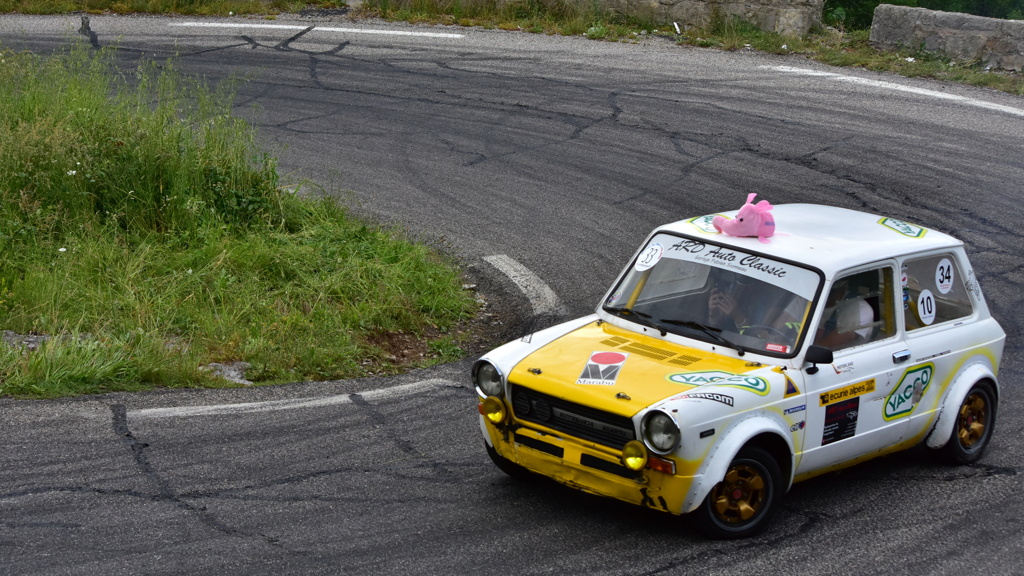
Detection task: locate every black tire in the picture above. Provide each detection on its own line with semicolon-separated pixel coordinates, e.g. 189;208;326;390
485;441;536;481
694;446;782;539
944;381;997;464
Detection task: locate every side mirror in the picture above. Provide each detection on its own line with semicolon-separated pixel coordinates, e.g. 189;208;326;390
804;345;834;375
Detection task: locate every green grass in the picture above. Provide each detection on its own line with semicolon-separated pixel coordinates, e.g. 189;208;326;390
0;46;477;398
0;0;345;15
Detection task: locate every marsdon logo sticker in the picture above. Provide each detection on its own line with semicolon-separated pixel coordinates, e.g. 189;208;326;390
577;352;629;385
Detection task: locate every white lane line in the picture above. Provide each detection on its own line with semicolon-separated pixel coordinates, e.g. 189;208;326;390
168;22;464;38
127;379;458;419
484;254;566;317
764;65;1024;118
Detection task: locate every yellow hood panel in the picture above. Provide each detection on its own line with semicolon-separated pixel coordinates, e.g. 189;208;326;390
508;321;760;417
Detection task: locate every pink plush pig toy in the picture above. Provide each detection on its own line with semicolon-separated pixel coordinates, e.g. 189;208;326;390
712;193;775;243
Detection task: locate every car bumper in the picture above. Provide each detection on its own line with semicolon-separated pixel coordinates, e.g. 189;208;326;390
481;415;696;515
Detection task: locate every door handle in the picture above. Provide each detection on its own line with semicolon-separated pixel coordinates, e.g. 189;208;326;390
892;350;911;364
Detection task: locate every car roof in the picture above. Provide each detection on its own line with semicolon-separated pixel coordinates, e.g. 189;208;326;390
658;203;963;278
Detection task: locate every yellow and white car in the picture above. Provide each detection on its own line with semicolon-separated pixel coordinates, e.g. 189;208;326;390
473;204;1005;538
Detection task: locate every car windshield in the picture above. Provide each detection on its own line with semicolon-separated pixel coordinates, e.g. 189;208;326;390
602;233;822;357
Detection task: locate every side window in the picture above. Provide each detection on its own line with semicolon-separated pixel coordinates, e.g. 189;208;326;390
902;254;974;331
814;267;896;351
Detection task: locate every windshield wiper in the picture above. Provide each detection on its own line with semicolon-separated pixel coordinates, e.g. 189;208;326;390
603;305;666;336
661;319;745;356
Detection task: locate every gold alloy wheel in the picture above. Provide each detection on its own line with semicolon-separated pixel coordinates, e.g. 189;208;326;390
957;392;988;449
711;463;767;524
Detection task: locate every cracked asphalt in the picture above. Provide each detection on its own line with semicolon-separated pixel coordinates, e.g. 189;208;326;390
1;13;1022;574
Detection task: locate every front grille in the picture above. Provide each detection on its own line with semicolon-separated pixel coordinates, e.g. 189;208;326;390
511;384;636;449
513;433;564;458
580;454;638;479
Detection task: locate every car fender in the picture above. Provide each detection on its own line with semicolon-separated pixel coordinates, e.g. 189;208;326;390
681;412;794;513
924;361;999;449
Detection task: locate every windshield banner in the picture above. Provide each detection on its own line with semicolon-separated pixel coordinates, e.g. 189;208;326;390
658;235;819;299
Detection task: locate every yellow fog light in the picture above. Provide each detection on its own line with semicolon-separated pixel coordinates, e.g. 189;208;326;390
480;396;507;425
622;440;648;471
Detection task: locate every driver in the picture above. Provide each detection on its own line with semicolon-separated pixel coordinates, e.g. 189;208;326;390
708;273;759;332
707;271;798;341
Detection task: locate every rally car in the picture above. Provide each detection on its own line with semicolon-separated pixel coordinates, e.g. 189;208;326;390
473;203;1005;538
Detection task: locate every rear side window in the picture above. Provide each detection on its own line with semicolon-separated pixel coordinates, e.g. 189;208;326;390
902;254;974;330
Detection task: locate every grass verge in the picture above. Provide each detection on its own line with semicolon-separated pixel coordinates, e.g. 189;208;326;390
0;45;477;398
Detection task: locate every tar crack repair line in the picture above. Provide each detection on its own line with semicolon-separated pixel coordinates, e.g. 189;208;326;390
109;404;280;545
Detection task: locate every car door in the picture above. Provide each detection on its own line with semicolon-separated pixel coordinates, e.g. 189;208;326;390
797;263;912;474
898;250;981;439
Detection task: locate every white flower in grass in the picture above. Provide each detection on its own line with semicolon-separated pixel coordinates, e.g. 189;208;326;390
67;170;77;176
58;248;67;253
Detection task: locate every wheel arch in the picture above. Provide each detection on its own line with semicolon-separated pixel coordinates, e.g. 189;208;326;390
925;362;999;450
681;415;794;514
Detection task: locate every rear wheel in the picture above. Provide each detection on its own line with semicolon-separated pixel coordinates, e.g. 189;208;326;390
694;447;782;539
944;381;997;464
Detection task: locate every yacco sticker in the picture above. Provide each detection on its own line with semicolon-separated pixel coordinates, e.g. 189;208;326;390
578;352;629;385
879;217;927;238
634;243;664;272
766;343;790;354
678;392;735;407
884;363;934;421
819;378;876;406
935;258;954;295
688;214;721;234
666;371;735;385
713;375;770;396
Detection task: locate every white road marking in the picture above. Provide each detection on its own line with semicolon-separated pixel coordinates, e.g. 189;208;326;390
483;254;566;317
168;22;464;38
764;66;1024;118
127;379;459;419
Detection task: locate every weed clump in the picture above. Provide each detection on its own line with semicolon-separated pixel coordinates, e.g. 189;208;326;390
0;46;476;397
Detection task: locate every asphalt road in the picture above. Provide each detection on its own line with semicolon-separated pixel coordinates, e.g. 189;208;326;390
1;13;1022;575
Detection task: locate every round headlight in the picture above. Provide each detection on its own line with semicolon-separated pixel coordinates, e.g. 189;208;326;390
642;411;680;454
480;396;507;425
474;361;504;397
622;440;648;471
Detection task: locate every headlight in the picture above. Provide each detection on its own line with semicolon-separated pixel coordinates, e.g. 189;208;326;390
473;360;504;398
480;396;507;425
642;410;680;454
621;441;648;471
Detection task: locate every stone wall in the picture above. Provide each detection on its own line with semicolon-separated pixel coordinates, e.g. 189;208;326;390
554;0;823;36
870;4;1024;71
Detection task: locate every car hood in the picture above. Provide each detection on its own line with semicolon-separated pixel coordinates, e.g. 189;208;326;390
506;320;770;418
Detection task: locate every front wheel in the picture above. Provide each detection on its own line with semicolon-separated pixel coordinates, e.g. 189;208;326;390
485;441;536;481
694;446;782;539
944;381;997;464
